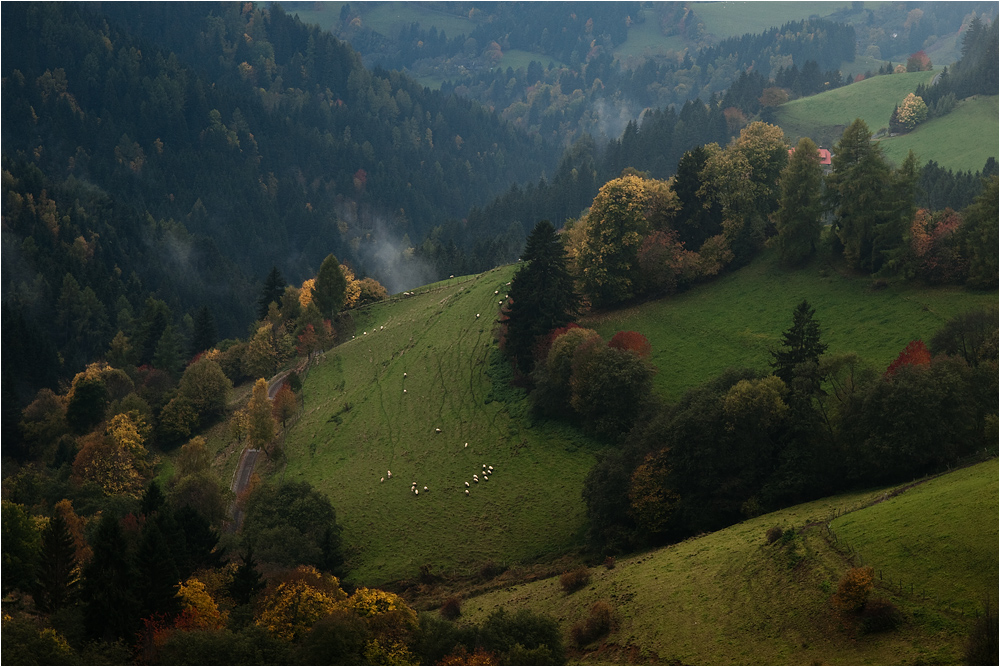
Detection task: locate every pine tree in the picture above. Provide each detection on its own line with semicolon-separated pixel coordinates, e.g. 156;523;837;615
34;512;78;613
504;220;580;373
81;514;140;642
826;119;892;272
189;306;217;357
257;267;287;321
229;547;265;605
153;324;186;376
771;300;828;386
775;137;825;266
135;518;181;620
312;254;347;319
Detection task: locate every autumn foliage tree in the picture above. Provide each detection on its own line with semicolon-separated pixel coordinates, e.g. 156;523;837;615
72;412;150;497
255;566;347;641
608;331;652;358
272;383;298;428
885;340;932;376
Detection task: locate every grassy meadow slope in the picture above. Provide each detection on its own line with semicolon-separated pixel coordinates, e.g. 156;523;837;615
583;248;997;403
462;460;998;665
773;70;937;148
280;267;603;585
692;1;853;40
880;95;1000;171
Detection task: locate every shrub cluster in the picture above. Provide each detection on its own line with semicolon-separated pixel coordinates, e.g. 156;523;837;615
765;526;784;544
440;597;462;621
560;567;591;594
860;598;902;633
570;601;614;647
832;566;875;612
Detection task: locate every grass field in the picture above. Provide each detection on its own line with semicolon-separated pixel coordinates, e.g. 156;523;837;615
774;70;937;148
280;267;603;585
461;460;997;664
880;95;999;172
289;2;475;41
832;460;999;617
582;247;997;403
692;1;852;40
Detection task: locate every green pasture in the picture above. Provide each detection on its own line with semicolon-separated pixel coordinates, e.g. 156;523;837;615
832;460;999;617
282;267;602;585
289;2;475;41
582;247;997;403
692;1;852;40
881;95;999;172
774;70;937;147
614;9;687;60
463;461;996;664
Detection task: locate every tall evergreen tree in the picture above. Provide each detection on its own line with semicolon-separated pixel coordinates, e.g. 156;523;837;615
771;300;828;386
152;324;186;376
81;514;140;642
673;146;723;250
34;511;79;613
189;306;218;357
775;137;825;266
228;547;265;606
960;175;999;289
311;255;347;320
826;119;892;272
257;267;287;321
503;220;579;372
135;518;181;620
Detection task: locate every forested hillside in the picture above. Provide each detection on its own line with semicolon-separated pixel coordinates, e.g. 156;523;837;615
1;1;555;405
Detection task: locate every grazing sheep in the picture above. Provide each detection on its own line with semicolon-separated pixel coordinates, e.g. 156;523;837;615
495;290;499;294
488;466;493;471
465;482;470;487
464;442;468;448
435;428;442;433
387;470;392;478
424;486;428;491
474;478;479;484
403;389;407;393
484;476;488;481
465;489;470;495
414;489;419;495
380;477;384;483
403;372;407;377
476;314;480;318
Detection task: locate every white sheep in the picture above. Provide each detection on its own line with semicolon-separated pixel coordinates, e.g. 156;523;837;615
476;314;480;318
435;428;442;433
464;442;468;448
403;372;407;377
484;476;489;481
465;482;470;487
474;478;479;484
403;389;407;393
465;489;470;495
488;466;493;471
380;477;385;483
495;290;499;294
423;486;428;491
387;470;392;478
414;489;419;495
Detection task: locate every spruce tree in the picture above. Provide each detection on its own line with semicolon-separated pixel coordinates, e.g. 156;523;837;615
34;511;78;613
771;300;828;387
775;137;825;266
189;305;217;357
257;267;287;321
504;220;579;373
229;547;265;606
81;514;140;642
312;255;347;320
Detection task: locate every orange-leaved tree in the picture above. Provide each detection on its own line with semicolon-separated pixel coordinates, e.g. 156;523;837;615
885;340;931;376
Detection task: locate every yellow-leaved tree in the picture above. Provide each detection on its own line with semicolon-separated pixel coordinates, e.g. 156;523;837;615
175;577;226;630
256;566;347;641
342;588;419;666
72;412;149;497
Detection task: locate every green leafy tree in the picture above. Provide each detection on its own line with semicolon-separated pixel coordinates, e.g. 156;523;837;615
570;343;654;441
247;378;276;453
775;137;825;266
701;122;788;266
2;501;41;595
503;220;579;372
178;358;233;423
578;175;651;306
65;375;108;434
257;266;287;321
242;481;344;574
771;300;828;387
673;145;724;250
312;254;347;319
960;175;999;289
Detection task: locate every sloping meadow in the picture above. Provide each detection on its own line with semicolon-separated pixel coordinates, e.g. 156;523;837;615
282;267;602;584
461;460;998;665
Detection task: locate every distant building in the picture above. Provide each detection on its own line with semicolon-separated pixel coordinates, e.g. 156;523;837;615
788;146;833;171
